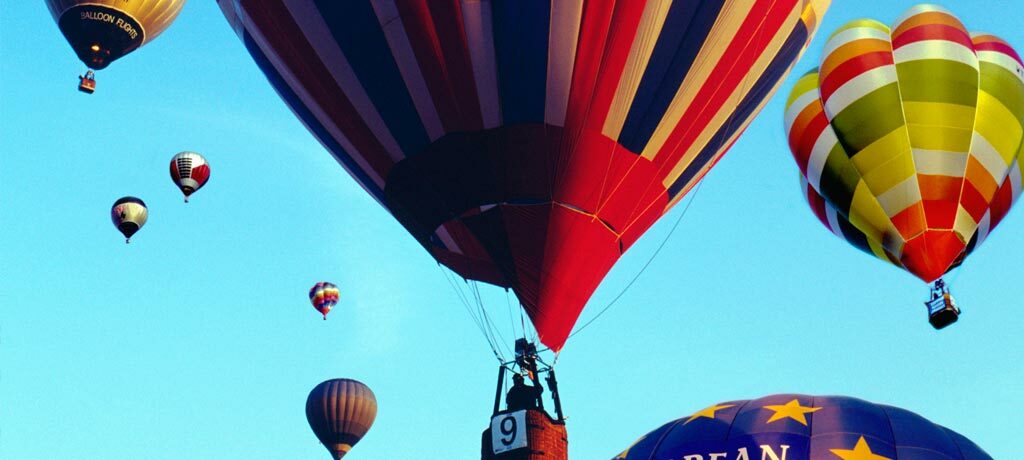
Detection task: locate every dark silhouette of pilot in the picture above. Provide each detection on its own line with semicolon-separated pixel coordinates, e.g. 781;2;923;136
506;373;543;411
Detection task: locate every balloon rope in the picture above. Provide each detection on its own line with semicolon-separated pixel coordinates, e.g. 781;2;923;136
474;281;511;359
949;262;967;286
479;284;508;359
518;299;529;343
441;267;483;332
440;266;503;362
505;289;518;340
475;285;507;361
561;180;706;343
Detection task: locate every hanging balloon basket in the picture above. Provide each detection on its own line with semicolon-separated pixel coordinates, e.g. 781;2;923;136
925;279;960;330
78;70;96;94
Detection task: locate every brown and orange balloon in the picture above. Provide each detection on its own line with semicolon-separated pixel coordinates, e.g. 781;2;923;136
306;379;377;459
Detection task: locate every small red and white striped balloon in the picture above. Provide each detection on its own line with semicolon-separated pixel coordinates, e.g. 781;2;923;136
169;151;210;202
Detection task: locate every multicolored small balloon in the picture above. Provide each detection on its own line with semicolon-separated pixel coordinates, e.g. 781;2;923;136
169;151;211;203
309;282;340;320
111;196;148;244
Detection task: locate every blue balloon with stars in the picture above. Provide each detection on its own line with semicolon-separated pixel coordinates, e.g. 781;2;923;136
613;394;990;460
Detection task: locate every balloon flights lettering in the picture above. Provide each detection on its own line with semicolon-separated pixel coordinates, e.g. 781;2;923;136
677;444;790;460
80;10;138;40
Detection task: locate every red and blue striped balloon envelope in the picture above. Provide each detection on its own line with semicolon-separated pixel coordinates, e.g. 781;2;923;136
219;0;830;351
613;394;990;460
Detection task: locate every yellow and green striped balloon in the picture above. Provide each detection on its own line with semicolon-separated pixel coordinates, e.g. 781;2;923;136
785;4;1024;282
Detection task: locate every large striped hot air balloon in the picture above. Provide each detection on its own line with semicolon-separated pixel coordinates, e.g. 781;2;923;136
784;4;1024;326
306;379;377;460
220;0;830;351
613;394;991;459
47;0;186;92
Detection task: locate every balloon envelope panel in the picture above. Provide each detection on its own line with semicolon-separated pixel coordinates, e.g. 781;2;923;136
613;394;991;460
219;0;829;350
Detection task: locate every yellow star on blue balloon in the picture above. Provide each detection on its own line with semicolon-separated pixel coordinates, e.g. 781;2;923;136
830;436;891;460
684;403;735;424
762;399;822;425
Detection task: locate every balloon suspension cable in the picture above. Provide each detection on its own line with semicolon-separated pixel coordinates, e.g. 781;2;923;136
473;281;512;359
520;308;527;340
547;180;706;348
949;262;969;286
439;266;504;363
472;282;498;355
505;289;518;341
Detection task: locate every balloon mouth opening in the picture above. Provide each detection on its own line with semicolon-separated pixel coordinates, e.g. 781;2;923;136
88;57;109;70
118;223;139;239
91;48;110;62
85;47;112;69
331;443;353;458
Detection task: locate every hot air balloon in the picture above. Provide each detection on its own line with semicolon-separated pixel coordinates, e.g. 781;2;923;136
170;151;211;203
613;394;991;459
306;379;377;460
309;282;340;320
111;196;148;244
219;0;830;352
784;4;1024;328
46;0;187;93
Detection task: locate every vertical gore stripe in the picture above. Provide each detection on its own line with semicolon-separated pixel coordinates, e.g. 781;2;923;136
313;0;430;156
492;0;551;124
424;1;485;131
667;20;808;198
242;32;386;204
617;0;726;153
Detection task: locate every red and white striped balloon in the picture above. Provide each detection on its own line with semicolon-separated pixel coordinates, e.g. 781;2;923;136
169;151;210;203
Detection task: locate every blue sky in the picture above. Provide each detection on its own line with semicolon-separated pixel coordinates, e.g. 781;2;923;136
1;1;1021;459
